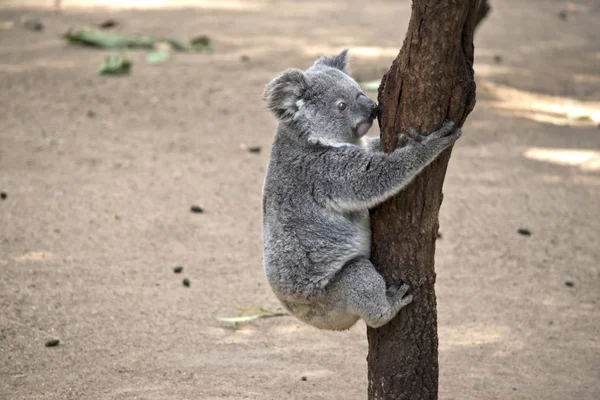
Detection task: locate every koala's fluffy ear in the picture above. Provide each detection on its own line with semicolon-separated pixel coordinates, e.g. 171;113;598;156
264;68;307;121
313;49;349;73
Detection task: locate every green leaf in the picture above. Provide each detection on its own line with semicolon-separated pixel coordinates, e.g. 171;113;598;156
146;49;170;65
190;35;212;53
166;36;192;52
64;28;156;49
99;54;131;75
216;313;288;324
217;315;263;323
565;109;592;121
359;80;381;91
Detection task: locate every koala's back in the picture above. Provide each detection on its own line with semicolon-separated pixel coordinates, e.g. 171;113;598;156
262;131;371;301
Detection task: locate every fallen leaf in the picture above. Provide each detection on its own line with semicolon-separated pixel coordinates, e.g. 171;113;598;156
216;313;287;324
99;54;132;75
565;109;592;121
146;49;170;65
0;21;14;30
190;35;212;52
64;28;156;49
166;36;192;52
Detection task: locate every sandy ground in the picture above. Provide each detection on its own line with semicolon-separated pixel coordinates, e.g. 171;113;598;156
1;0;599;399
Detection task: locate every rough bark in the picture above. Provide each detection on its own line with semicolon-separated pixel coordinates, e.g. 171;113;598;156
366;1;487;399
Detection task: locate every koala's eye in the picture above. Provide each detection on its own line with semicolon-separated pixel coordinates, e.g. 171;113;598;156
336;101;348;111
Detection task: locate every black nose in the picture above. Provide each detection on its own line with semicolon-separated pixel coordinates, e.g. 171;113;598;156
369;105;379;121
357;94;378;120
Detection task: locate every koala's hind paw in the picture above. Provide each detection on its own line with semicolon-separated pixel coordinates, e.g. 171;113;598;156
399;293;413;307
387;282;413;310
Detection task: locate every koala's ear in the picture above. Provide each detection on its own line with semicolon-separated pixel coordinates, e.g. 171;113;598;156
264;68;308;121
313;49;349;73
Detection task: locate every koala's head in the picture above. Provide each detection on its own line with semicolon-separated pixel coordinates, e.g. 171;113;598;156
264;49;378;144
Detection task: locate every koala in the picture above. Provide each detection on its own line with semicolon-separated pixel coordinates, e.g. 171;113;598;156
262;49;461;330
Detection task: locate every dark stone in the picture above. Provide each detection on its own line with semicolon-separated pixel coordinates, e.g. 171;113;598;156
23;19;44;31
99;19;118;29
45;339;60;347
183;278;191;287
190;205;204;213
517;228;531;237
173;266;183;273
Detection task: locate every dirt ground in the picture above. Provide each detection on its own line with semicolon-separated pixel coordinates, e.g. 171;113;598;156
1;0;599;399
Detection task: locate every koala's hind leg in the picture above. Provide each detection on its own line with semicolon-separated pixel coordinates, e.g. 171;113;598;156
329;257;413;328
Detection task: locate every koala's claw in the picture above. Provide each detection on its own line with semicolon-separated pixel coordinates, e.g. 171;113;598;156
407;127;422;141
397;133;410;148
452;127;462;140
399;293;413;307
397;127;422;143
429;120;457;139
387;282;410;298
439;120;456;136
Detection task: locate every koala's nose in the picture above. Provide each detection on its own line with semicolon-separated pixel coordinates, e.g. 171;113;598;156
358;94;378;120
368;105;379;121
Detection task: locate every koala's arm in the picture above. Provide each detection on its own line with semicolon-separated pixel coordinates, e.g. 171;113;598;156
363;133;411;153
321;122;460;212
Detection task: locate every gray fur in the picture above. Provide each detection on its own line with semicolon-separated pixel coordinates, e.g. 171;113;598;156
262;50;461;330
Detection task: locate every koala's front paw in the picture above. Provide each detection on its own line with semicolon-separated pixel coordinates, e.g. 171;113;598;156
434;120;456;138
396;128;422;146
423;120;461;149
396;133;410;148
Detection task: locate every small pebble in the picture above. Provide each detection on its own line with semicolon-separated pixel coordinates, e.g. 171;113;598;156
0;192;6;200
558;11;567;21
240;54;251;63
493;55;503;64
517;228;531;237
87;110;96;118
99;19;118;29
564;281;574;287
173;266;183;273
190;205;204;213
23;18;44;31
183;278;191;287
247;146;262;153
45;339;60;347
301;376;307;381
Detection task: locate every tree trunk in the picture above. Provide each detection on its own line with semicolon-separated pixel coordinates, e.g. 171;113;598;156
367;1;488;399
